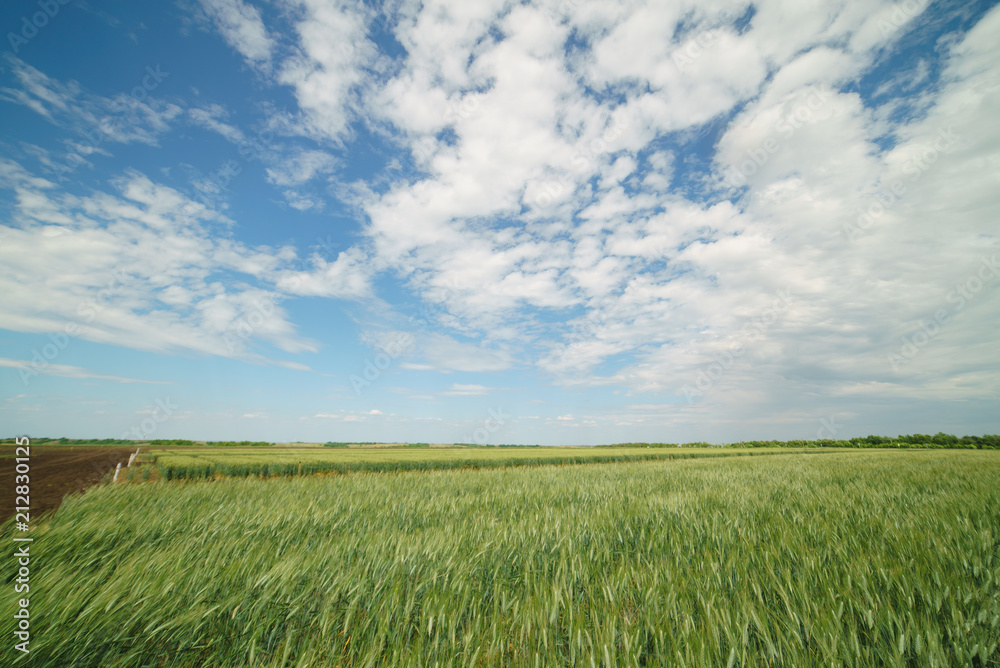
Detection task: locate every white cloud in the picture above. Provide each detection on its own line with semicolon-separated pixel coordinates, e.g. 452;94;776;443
0;357;173;384
439;383;490;396
421;334;514;373
0;160;358;359
275;246;372;299
265;149;337;186
332;0;999;420
199;0;275;66
0;57;182;157
281;190;323;211
276;0;376;142
188;104;245;143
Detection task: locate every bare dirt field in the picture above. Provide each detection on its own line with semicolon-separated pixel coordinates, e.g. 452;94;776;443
2;446;137;521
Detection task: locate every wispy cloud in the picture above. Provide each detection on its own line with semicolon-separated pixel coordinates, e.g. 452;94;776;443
439;384;490;397
0;357;172;384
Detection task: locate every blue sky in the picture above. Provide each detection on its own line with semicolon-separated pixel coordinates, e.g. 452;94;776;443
1;0;998;445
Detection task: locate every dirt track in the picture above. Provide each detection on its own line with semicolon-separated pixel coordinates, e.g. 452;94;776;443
2;446;137;521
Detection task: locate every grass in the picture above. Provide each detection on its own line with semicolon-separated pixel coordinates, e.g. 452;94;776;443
145;445;831;480
3;450;999;666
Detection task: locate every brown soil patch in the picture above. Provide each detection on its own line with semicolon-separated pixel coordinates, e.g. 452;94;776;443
2;446;138;521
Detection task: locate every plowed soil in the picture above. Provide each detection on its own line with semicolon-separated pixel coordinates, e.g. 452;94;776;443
2;446;137;521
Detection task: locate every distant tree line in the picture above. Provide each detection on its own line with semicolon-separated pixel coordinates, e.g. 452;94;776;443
610;433;1000;449
5;434;997;449
0;437;271;447
205;441;272;447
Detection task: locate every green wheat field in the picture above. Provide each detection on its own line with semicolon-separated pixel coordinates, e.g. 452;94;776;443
4;449;1000;666
145;445;821;479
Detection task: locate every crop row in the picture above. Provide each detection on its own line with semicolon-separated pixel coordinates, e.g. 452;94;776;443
150;447;823;480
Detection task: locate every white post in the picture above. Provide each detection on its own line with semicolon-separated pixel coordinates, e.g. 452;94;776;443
113;462;122;482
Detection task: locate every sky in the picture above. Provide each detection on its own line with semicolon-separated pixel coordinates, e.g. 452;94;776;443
0;0;998;445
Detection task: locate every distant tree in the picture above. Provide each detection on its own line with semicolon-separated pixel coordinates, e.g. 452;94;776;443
931;432;959;446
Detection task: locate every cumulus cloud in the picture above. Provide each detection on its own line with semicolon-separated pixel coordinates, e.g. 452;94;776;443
276;0;377;142
335;0;999;421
